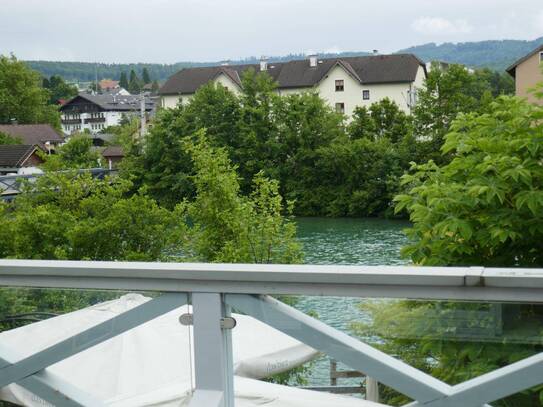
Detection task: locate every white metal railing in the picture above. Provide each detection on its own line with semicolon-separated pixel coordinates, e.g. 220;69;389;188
0;260;542;407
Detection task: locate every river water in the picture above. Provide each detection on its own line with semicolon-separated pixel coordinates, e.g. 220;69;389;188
294;217;411;387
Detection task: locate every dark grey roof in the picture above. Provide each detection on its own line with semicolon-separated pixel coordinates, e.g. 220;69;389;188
60;93;155;112
0;124;63;150
0;145;40;167
159;54;426;95
506;44;543;77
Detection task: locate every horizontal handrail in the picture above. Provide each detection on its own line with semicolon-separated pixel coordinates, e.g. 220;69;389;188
1;260;543;302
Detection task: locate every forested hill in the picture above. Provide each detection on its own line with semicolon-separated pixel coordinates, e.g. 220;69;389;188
399;37;543;71
24;37;543;82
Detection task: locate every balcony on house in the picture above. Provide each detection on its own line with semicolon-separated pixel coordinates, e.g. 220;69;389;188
0;260;541;407
83;117;106;124
61;118;82;125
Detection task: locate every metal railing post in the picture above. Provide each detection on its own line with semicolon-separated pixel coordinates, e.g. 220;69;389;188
189;293;235;407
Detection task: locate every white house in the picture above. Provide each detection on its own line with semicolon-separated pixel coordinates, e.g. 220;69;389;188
159;54;427;116
59;92;155;135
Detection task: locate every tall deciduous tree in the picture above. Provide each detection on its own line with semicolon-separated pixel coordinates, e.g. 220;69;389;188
0;55;60;128
179;132;302;264
413;63;493;164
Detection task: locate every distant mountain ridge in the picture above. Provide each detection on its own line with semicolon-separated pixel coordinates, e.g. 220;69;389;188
398;37;543;71
24;37;543;83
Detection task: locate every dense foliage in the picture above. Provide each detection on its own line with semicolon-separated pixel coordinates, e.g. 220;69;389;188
179;132;302;263
42;74;78;104
42;134;102;170
126;64;500;218
354;95;543;406
0;55;60;128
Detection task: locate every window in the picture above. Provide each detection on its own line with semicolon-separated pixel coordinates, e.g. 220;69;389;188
335;79;344;92
335;103;345;114
540;52;543;63
363;90;370;100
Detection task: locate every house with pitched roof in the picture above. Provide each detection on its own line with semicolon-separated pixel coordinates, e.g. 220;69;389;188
159;54;427;116
59;92;155;135
0;124;64;152
507;44;543;105
0;145;44;175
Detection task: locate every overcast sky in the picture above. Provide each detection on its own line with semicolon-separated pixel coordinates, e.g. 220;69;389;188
1;0;542;63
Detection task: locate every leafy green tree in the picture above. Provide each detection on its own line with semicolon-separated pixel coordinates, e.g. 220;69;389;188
0;173;185;326
397;96;543;266
354;95;543;406
124;105;195;207
42;75;78;104
473;68;515;97
142;67;151;84
348;98;412;143
0;55;60;128
119;71;129;90
413;63;493;164
179;132;302;264
42;134;101;170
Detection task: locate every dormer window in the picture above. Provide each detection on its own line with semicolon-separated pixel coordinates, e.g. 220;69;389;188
335;80;344;92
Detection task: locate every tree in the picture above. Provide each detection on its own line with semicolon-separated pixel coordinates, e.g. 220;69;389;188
128;69;141;94
354;95;543;406
42;75;78;104
179;132;302;264
348;98;412;143
42;134;101;170
142;67;151;84
412;63;493;164
119;71;129;90
0;173;185;325
0;55;60;128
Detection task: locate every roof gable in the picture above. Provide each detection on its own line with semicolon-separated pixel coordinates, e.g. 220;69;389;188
0;145;42;167
507;44;543;77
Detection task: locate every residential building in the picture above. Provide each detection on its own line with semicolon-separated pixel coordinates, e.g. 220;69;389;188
59;92;155;135
0;124;64;153
0;145;44;175
506;44;543;105
99;79;120;91
159;54;427;116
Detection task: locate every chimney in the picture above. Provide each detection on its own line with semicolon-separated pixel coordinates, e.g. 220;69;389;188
308;54;318;68
260;56;268;71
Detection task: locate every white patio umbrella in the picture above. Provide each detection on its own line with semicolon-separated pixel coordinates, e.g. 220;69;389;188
0;294;387;406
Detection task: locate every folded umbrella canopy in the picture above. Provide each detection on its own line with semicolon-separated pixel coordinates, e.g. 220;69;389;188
0;294;388;406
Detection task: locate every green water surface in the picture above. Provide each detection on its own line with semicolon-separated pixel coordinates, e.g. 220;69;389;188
294;217;410;387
